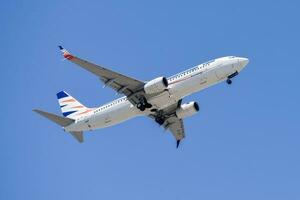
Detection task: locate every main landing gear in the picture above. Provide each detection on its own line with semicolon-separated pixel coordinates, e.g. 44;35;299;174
226;71;239;85
137;97;152;111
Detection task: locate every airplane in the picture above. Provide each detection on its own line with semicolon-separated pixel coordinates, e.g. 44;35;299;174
34;46;249;148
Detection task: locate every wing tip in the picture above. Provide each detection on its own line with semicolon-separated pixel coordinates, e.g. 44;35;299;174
58;46;74;60
33;109;41;114
176;140;181;148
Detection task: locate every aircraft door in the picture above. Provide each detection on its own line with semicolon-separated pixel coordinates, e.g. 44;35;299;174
104;113;111;125
85;119;93;130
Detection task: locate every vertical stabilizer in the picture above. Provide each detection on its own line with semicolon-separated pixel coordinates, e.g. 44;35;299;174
56;91;93;120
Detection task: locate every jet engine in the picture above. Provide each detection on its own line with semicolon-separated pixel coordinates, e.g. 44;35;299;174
176;101;199;119
144;77;168;94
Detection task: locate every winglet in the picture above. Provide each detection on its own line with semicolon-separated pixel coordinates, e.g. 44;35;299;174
58;45;74;60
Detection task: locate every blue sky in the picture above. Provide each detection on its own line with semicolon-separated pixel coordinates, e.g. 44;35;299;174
1;0;300;199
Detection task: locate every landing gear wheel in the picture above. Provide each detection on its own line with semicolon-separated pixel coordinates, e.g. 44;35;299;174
140;106;145;111
137;103;141;109
226;79;232;85
137;103;146;111
145;103;152;108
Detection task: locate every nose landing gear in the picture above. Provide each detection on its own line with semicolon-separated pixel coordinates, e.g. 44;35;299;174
226;71;239;85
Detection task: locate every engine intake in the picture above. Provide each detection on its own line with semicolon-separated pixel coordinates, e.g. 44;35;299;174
144;77;168;94
176;101;199;119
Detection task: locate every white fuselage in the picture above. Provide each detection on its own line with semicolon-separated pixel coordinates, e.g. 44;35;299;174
65;56;248;132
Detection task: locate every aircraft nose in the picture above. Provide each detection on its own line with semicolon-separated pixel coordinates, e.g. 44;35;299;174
239;57;249;68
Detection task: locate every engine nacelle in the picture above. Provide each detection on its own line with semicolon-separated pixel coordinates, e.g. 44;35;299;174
144;77;168;94
176;101;199;119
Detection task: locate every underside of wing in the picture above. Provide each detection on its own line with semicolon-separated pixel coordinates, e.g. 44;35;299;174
58;46;145;102
164;116;185;148
148;100;185;148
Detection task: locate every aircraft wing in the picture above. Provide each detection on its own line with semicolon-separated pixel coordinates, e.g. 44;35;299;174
163;116;185;146
148;100;185;148
59;46;145;104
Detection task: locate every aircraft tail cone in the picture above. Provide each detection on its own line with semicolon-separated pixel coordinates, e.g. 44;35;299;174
176;140;181;148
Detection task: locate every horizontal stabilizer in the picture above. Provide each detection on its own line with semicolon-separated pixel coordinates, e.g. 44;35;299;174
70;131;84;143
33;109;74;127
